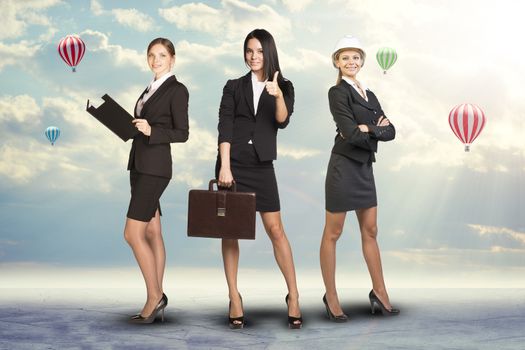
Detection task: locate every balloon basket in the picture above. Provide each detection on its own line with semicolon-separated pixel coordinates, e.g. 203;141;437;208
72;67;76;73
464;145;470;152
383;71;387;74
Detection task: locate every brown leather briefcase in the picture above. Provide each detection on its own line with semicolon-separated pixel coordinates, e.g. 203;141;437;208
187;180;256;239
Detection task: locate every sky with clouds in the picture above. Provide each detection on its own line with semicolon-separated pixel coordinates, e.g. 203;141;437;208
0;0;524;287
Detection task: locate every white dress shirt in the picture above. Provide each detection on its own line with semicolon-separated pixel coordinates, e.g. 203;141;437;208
136;72;174;116
251;72;267;115
342;76;368;102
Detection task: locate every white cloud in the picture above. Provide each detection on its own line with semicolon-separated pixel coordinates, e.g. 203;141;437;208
0;40;41;71
90;0;104;16
173;119;217;162
279;48;328;72
159;3;222;35
175;40;238;66
0;0;60;40
111;8;155;32
387;246;525;269
90;1;155;32
0;141;56;184
80;29;148;71
281;0;313;12
469;224;525;245
159;0;293;42
0;95;41;123
278;144;321;159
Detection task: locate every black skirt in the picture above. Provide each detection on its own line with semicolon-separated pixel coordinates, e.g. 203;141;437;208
127;169;170;222
325;152;377;212
215;145;280;212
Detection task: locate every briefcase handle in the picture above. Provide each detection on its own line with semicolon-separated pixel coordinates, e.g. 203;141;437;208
209;179;237;192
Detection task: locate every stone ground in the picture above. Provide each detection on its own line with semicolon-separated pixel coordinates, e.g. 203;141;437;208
1;288;524;349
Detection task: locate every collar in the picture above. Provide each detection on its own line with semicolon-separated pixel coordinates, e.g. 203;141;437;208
251;71;267;84
342;76;368;92
148;72;174;92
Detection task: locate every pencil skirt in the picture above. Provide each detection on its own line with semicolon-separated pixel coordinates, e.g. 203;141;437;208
127;169;170;222
325;152;377;212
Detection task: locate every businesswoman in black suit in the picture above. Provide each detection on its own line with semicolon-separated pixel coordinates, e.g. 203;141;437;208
216;29;302;329
124;37;189;323
320;35;399;321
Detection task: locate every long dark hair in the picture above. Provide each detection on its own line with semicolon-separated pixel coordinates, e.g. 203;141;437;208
147;37;175;56
243;29;288;89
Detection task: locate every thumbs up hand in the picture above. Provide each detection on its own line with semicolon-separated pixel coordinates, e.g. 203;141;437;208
265;71;282;98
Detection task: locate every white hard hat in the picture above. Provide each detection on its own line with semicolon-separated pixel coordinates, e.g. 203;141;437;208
332;35;366;68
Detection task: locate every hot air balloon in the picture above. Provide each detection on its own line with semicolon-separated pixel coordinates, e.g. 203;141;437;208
448;103;486;152
376;47;397;74
45;126;60;146
58;35;86;72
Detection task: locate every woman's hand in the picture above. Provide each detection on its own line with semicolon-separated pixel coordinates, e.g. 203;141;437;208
377;116;390;127
265;71;282;99
218;166;234;188
132;118;151;136
358;124;369;132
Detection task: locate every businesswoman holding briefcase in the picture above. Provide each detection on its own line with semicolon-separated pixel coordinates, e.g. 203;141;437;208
125;37;189;324
216;29;302;329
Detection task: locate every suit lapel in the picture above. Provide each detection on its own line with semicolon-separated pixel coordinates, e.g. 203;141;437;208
256;89;272;118
341;79;372;110
141;75;176;118
134;87;149;118
242;72;255;117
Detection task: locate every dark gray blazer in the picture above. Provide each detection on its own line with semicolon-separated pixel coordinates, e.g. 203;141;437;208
328;79;395;163
217;72;294;163
127;75;189;179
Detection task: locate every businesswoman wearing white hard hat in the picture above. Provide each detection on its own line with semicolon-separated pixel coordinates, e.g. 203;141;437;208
320;35;399;321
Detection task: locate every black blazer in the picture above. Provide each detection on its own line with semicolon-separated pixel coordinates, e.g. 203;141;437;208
328;79;395;164
127;75;189;179
217;72;294;162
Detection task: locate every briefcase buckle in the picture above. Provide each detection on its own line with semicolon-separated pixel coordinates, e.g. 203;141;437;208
217;207;226;217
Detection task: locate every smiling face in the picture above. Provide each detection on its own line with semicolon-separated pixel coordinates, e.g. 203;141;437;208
147;43;175;79
335;49;363;79
245;38;264;77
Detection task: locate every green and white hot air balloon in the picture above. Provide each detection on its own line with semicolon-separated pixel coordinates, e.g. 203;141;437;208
376;47;397;74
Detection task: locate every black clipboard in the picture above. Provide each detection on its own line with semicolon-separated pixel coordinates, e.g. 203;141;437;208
86;94;139;142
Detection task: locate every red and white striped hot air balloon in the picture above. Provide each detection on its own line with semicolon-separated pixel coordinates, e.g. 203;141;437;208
57;34;86;72
448;103;486;152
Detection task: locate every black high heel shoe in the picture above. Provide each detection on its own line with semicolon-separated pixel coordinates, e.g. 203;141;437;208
285;294;303;329
322;294;348;322
130;293;168;324
228;294;245;329
369;290;400;316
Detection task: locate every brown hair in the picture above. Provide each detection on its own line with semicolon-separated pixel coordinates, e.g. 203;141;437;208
147;37;175;56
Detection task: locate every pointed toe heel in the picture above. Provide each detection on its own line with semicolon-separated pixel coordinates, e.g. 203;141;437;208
369;290;400;316
322;294;348;323
129;294;168;324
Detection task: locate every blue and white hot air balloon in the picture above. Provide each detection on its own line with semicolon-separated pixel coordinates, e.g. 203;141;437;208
45;126;60;146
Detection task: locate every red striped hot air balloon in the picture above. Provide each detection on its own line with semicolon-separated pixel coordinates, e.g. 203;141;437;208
448;103;486;152
58;35;86;72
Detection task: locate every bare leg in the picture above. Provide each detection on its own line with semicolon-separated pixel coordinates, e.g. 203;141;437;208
124;214;163;316
222;238;243;324
260;211;301;324
145;210;165;293
356;207;392;310
320;210;347;315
